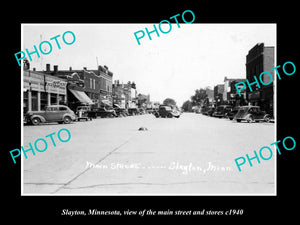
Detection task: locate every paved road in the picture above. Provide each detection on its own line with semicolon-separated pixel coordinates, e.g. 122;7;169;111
22;113;275;195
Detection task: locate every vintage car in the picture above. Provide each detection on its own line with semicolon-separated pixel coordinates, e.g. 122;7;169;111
113;104;128;117
234;106;270;123
91;106;117;118
226;106;240;120
25;105;76;125
154;105;180;118
203;106;215;117
76;105;95;121
212;105;232;118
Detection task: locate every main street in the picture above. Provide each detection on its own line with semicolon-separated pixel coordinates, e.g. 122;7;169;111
22;113;275;195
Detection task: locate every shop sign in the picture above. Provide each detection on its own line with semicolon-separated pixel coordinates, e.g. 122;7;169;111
46;80;67;88
248;91;260;100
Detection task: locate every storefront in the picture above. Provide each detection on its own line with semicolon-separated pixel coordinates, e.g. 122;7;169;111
248;90;261;106
23;70;67;113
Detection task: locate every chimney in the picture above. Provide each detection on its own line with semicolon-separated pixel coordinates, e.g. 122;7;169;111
46;64;50;72
69;66;72;71
54;65;58;74
83;67;87;70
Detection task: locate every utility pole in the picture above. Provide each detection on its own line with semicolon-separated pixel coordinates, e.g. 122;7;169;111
96;57;99;67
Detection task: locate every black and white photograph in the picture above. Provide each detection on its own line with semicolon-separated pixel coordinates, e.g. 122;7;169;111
4;5;298;223
21;23;276;195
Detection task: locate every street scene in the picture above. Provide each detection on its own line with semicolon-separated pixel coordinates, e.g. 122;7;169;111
21;24;276;195
23;112;275;195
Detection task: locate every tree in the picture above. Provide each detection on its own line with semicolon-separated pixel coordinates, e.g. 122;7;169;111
163;98;176;106
190;88;207;106
182;100;193;112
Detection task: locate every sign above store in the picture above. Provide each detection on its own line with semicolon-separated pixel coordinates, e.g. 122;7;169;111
46;80;67;88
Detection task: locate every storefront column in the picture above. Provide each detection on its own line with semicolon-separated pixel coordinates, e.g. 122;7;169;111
47;92;51;106
56;93;60;105
28;90;32;111
37;91;41;111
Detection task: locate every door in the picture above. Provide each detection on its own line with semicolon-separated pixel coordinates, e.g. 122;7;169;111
250;107;259;120
45;106;61;121
256;108;266;120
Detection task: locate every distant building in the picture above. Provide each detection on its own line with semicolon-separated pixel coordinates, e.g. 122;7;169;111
112;80;137;109
214;84;224;105
246;43;274;114
205;87;214;104
223;76;246;103
137;93;150;108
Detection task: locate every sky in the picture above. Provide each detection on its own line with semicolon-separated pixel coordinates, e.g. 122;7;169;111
22;23;276;106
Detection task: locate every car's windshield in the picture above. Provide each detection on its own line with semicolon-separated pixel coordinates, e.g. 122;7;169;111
160;106;172;111
238;107;248;113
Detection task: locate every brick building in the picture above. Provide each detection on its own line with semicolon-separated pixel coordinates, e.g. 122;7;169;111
214;84;224;106
223;77;246;106
246;43;274;114
38;64;113;109
112;80;137;109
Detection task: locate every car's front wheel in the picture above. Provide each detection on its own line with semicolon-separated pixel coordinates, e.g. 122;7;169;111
247;115;254;123
63;116;72;124
31;117;41;125
264;115;270;123
167;113;173;118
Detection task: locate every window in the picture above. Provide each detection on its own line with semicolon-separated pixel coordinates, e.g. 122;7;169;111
59;106;67;111
41;92;48;111
90;78;92;89
31;91;38;111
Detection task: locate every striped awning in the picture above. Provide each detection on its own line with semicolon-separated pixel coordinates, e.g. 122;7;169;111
68;89;94;105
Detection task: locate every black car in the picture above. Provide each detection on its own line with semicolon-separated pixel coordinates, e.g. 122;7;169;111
154;105;180;118
226;106;240;120
113;104;128;117
212;105;232;118
234;106;270;123
92;106;117;118
203;106;215;117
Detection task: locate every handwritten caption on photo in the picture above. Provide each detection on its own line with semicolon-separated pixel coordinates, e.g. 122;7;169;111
85;161;232;175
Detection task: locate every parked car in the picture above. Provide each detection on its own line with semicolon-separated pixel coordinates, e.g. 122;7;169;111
226;106;240;120
206;107;215;117
154;105;180;118
25;105;76;125
113;104;128;117
234;106;270;123
137;108;146;115
76;105;95;121
92;106;117;118
212;105;232;118
201;106;209;115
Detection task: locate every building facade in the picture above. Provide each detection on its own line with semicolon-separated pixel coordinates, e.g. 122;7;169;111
246;43;274;114
112;80;137;109
223;76;246;106
23;68;67;113
38;64;113;109
214;84;224;106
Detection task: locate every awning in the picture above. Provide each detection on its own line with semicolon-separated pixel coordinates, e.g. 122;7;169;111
69;89;94;105
101;100;112;106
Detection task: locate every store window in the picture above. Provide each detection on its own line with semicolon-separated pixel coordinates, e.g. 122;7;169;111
41;92;48;110
58;95;65;105
31;91;38;111
50;93;57;105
